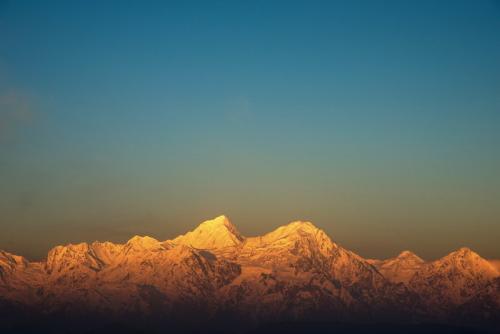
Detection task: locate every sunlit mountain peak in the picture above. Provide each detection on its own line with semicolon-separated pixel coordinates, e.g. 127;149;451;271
171;214;244;249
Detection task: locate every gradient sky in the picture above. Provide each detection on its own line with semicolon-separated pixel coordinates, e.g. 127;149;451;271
1;0;499;260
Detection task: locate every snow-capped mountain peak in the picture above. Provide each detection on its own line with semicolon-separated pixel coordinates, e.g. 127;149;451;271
439;247;499;277
259;220;332;243
0;250;27;267
396;250;423;261
237;220;339;270
0;250;28;282
1;216;499;330
45;242;105;276
372;250;425;284
409;247;500;307
126;235;162;248
274;220;321;235
171;215;244;249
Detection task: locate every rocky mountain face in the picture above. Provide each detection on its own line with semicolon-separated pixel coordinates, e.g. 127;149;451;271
408;248;499;317
0;215;499;332
490;260;500;273
369;250;425;285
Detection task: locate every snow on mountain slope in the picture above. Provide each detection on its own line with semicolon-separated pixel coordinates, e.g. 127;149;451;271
234;220;383;289
171;215;244;250
409;247;499;313
0;250;27;282
20;228;241;317
0;215;499;327
125;235;164;251
0;250;45;306
99;241;240;298
216;221;351;320
46;243;105;274
237;221;337;269
489;260;500;274
216;220;407;321
373;251;425;284
90;241;124;265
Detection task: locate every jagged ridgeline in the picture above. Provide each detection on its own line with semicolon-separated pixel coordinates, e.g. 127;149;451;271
1;215;499;333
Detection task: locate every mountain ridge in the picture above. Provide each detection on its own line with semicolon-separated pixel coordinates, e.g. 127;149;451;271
1;215;499;331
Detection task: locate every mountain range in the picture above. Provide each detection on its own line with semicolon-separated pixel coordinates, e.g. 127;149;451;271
1;215;499;333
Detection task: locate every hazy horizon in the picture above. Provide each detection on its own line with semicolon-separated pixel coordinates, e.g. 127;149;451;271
1;0;500;261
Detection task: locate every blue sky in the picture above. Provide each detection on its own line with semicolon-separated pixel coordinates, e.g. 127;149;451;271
1;0;499;259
